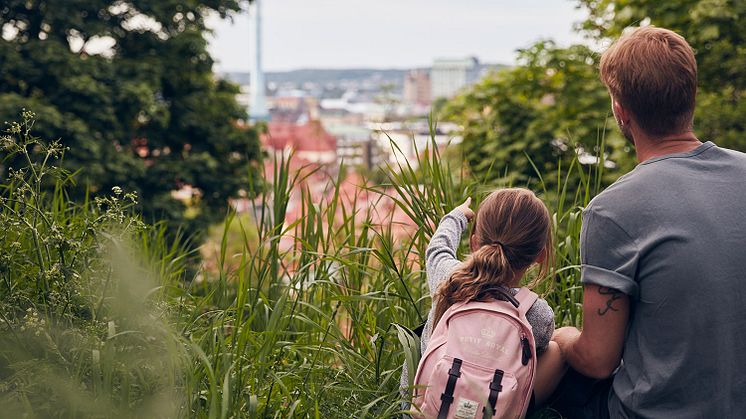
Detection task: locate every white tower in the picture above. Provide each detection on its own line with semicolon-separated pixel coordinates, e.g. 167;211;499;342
249;0;269;121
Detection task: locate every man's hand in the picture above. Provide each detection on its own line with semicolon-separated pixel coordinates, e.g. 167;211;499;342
455;197;475;221
552;326;581;356
552;284;629;379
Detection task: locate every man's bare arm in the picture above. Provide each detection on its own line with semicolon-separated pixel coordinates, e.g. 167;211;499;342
553;284;629;379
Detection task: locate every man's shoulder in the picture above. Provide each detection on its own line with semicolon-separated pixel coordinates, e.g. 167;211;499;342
713;143;746;162
587;141;746;219
585;169;646;216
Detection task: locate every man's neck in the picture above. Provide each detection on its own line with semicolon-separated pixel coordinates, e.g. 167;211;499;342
634;131;703;163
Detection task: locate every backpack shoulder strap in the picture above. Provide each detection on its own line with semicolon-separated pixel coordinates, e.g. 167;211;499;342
514;287;539;316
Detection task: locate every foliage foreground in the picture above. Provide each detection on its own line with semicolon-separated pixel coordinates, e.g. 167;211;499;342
0;115;601;417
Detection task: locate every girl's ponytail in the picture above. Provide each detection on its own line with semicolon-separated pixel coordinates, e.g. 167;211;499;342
471;242;514;285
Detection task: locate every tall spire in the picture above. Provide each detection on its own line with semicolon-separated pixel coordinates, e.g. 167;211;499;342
248;0;269;122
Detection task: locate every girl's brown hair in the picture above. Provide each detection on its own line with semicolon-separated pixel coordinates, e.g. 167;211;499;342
432;188;553;328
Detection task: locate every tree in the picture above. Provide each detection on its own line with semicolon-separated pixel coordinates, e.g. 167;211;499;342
576;0;746;151
445;41;634;188
0;0;261;240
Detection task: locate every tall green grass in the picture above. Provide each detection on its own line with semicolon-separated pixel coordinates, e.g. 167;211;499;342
181;130;604;417
1;112;606;417
0;112;192;417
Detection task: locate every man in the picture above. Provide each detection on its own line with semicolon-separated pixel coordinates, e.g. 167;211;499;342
552;26;746;418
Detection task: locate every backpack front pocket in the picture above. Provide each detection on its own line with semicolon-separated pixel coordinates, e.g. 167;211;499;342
420;356;520;419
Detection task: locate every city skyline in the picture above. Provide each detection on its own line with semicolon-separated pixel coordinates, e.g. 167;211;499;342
207;0;590;72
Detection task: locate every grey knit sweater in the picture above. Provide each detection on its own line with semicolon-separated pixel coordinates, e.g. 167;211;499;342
400;209;555;392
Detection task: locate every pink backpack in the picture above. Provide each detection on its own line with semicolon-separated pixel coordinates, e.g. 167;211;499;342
412;287;538;419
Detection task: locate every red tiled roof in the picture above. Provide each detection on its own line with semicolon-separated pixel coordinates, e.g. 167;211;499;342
263;121;337;153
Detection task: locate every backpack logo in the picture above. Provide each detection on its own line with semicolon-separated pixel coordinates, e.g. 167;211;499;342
454;397;479;419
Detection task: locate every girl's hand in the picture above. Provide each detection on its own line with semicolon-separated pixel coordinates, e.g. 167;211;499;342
454;197;475;221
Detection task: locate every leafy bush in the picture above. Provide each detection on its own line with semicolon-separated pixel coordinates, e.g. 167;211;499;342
444;41;636;190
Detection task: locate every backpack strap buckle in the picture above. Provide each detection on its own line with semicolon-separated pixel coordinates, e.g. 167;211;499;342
483;369;504;418
437;358;462;419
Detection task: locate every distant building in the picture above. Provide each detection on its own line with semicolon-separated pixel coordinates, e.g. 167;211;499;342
320;91;387;122
431;57;480;99
323;123;386;169
267;95;320;124
263;121;336;165
324;124;368;167
318;108;365;127
370;121;462;168
364;135;387;170
403;70;432;106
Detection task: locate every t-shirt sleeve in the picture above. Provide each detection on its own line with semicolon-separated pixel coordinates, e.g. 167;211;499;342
580;205;640;299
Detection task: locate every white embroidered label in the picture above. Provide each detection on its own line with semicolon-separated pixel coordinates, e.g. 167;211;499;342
454;397;479;419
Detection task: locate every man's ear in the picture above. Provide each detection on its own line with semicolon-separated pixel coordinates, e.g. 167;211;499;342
612;99;629;126
470;234;478;252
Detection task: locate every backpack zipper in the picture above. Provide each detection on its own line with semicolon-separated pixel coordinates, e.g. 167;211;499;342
519;333;535;415
521;334;531;366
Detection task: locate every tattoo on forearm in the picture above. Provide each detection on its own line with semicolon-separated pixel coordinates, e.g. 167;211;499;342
597;286;623;316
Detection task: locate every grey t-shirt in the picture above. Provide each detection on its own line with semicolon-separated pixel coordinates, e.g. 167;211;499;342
580;142;746;418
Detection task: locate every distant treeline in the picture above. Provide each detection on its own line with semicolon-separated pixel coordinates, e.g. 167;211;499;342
220;63;508;86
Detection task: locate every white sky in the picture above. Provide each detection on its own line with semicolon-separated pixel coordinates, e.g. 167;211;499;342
206;0;590;72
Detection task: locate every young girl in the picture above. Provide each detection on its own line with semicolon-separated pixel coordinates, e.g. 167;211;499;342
402;188;565;414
